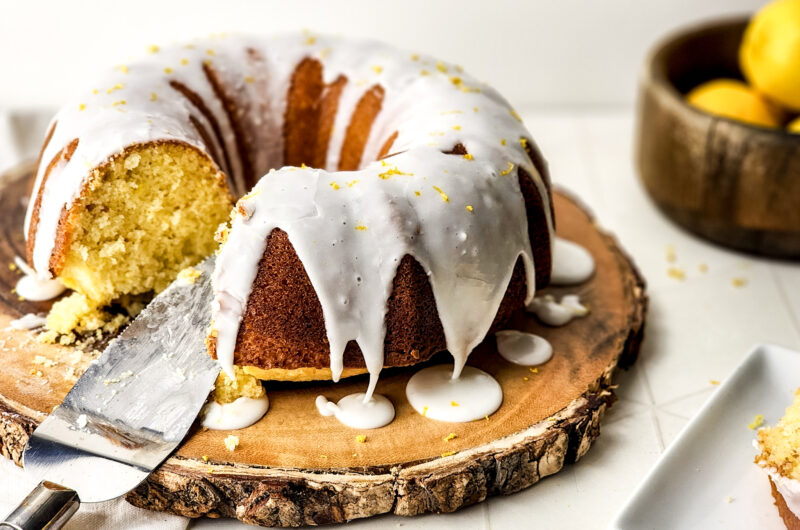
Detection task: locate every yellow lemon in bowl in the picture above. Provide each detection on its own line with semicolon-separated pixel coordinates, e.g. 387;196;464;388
740;0;800;110
788;116;800;133
686;79;782;128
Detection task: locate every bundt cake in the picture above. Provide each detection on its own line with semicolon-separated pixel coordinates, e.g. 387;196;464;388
25;33;554;392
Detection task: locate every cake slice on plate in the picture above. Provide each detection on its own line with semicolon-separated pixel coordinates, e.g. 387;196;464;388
756;389;800;529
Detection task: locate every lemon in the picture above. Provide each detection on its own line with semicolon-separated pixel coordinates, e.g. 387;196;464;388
788;116;800;133
741;0;800;110
686;79;782;128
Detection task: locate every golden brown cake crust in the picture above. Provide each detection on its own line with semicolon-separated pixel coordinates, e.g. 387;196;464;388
338;84;385;171
283;57;325;168
210;227;529;371
771;477;800;530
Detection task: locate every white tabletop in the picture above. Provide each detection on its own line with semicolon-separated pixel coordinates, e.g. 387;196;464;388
2;106;799;529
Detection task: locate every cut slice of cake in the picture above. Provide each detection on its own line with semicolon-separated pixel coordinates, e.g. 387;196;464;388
755;389;800;529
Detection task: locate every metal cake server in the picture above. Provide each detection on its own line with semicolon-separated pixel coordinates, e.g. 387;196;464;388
1;257;219;530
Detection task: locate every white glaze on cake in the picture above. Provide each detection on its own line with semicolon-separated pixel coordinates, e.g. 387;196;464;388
765;467;800;519
495;330;553;366
527;293;588;326
13;257;65;301
25;33;554;398
209;36;552;396
406;365;503;422
551;237;594;285
9;313;47;330
315;393;395;429
201;394;270;430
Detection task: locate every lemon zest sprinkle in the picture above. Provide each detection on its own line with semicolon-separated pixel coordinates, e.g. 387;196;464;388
378;167;414;180
749;414;764;430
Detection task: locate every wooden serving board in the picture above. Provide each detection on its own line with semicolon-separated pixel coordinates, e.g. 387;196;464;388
0;163;647;527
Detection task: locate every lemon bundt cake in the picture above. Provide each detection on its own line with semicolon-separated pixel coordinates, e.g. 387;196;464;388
756;390;800;529
25;34;554;390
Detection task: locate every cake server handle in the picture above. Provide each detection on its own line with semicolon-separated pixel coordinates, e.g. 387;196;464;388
0;481;79;530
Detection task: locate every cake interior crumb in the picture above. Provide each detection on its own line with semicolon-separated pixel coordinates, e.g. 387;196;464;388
756;390;800;480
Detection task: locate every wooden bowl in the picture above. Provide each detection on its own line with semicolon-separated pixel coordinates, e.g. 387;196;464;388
635;17;800;258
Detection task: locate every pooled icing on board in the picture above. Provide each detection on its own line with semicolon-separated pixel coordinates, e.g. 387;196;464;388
315;393;395;429
13;257;65;301
527;293;588;326
201;394;270;430
9;313;47;330
495;330;553;366
406;365;503;422
551;237;594;285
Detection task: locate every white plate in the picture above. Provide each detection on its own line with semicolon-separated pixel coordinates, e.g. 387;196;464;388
611;343;800;530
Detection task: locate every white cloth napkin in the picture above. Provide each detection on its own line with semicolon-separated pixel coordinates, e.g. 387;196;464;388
0;457;189;529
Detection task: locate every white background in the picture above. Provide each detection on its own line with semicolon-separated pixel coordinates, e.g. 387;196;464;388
0;0;763;109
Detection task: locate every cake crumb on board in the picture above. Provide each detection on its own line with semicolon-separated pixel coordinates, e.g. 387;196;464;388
224;434;239;451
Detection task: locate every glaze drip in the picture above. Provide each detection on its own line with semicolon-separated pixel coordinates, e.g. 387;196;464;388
209;36;551;394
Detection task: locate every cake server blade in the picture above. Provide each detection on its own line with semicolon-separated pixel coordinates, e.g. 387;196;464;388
1;257;219;529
